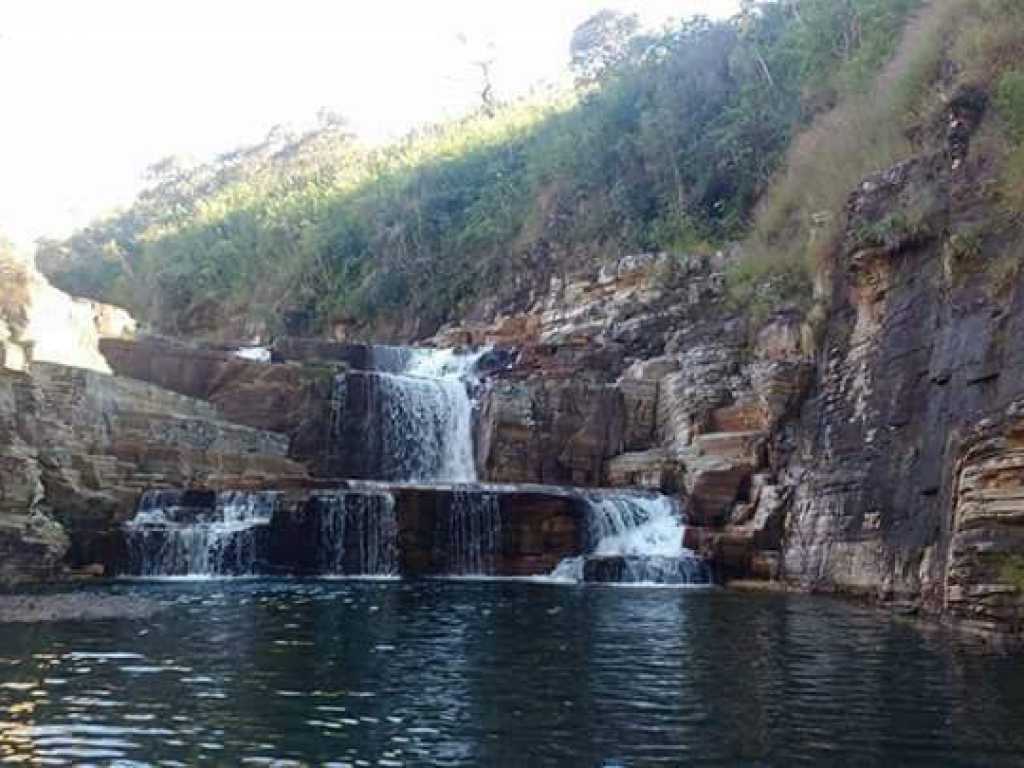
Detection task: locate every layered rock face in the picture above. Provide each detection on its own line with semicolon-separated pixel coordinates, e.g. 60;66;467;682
458;252;810;575
947;402;1024;632
0;362;305;575
99;336;338;471
785;141;1024;631
0;264;309;581
0;371;68;581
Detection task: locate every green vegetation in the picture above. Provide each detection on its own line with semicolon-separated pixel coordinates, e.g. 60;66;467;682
40;1;941;337
731;0;1024;318
997;70;1024;141
997;554;1024;593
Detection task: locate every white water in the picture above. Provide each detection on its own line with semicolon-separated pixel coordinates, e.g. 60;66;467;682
124;491;279;577
551;492;708;585
234;346;271;363
371;347;489;483
313;491;398;576
447;491;502;575
586;493;685;557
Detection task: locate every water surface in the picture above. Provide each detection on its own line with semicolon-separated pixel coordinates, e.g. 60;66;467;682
0;580;1022;766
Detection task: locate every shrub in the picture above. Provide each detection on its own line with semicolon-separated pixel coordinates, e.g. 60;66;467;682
41;1;926;337
997;70;1024;143
727;0;999;318
998;554;1024;593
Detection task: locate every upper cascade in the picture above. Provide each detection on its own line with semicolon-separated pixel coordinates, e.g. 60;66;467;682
333;346;490;484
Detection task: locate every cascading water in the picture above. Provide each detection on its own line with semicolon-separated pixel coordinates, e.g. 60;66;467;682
123;490;279;577
447;490;503;575
333;346;488;483
120;342;713;584
312;491;398;576
551;492;710;585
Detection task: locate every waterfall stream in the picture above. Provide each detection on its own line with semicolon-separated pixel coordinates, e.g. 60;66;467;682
311;491;398;577
447;490;502;575
122;344;710;583
332;346;487;483
124;491;279;577
552;492;709;585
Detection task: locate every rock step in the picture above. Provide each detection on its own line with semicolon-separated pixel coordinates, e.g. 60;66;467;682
693;431;765;461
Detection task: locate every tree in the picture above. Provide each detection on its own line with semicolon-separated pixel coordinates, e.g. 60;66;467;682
455;34;500;117
570;10;641;89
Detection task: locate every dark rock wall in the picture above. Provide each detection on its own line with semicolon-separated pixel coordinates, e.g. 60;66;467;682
786;148;1024;632
265;486;583;577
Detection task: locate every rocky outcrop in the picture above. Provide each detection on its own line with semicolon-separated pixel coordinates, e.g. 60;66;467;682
0;370;68;581
2;362;306;573
781;113;1024;637
470;252;811;533
947;401;1024;634
479;379;628;485
1;257;135;375
0;284;311;582
99;337;338;471
1;260;139;580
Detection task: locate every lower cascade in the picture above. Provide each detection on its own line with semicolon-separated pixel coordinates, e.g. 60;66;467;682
552;492;710;585
123;490;279;577
305;491;399;577
447;490;502;575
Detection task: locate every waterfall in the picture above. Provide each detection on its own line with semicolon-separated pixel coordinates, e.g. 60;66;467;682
447;491;502;575
123;491;279;577
373;372;477;482
234;346;271;363
334;346;488;483
551;492;710;585
312;491;398;576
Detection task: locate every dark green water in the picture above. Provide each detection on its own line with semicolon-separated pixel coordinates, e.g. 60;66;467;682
0;580;1022;766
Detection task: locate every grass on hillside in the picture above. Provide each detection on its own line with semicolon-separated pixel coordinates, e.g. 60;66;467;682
728;0;1024;323
38;1;942;339
726;0;968;322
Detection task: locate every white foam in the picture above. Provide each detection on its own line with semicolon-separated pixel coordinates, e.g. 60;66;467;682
234;346;271;363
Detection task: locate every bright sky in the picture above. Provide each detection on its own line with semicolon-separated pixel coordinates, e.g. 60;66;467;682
0;0;739;247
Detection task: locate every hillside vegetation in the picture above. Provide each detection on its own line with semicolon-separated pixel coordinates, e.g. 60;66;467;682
731;0;1024;321
39;0;1021;341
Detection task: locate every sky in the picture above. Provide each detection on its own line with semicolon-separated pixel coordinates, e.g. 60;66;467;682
0;0;739;248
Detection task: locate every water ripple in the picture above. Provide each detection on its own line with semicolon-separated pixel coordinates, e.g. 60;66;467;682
0;581;1021;765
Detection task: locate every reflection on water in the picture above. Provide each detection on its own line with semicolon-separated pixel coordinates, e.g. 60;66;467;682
0;581;1023;766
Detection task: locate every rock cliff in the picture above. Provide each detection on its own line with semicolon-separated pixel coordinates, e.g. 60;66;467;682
0;261;309;581
419;86;1023;638
2;73;1022;644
